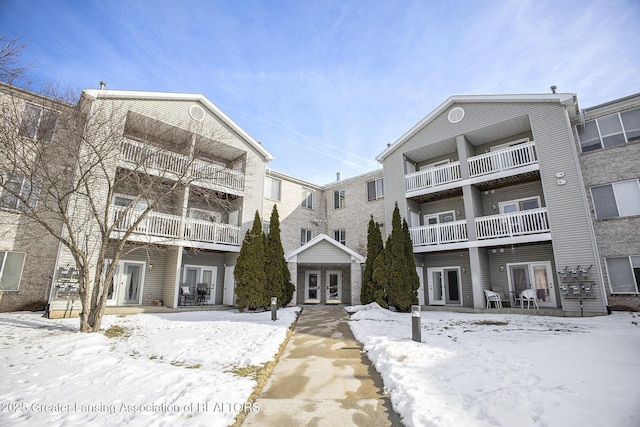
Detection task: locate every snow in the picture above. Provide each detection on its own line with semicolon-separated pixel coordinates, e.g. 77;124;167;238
347;303;640;427
2;305;639;427
0;308;299;426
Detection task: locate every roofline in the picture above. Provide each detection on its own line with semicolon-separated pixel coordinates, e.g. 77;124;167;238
266;168;323;190
581;92;640;112
284;233;366;263
82;88;274;162
376;93;577;162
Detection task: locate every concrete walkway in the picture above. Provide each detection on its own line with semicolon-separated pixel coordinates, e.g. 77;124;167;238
242;306;401;427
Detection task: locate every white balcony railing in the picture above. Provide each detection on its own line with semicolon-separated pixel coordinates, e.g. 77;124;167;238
468;141;537;178
410;220;468;246
110;205;240;246
184;217;240;246
475;208;549;240
405;161;462;192
121;140;244;192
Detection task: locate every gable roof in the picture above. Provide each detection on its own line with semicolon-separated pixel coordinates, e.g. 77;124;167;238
82;88;274;162
376;93;578;162
285;233;366;263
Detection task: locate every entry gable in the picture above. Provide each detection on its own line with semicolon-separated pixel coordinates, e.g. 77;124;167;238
285;233;365;264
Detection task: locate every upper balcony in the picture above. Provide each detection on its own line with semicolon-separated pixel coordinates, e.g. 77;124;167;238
410;207;551;252
405;141;538;198
109;204;240;250
120;140;245;195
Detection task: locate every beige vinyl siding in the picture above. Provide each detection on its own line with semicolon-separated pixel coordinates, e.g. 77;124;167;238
297;240;351;264
530;105;607;314
163;246;181;307
480;180;546;216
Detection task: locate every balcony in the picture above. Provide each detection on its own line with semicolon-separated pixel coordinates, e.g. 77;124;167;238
405;161;462;193
468;141;537;178
110;205;240;247
475;208;549;240
120;140;245;194
410;220;468;247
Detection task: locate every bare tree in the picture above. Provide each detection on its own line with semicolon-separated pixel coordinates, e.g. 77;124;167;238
0;37;241;331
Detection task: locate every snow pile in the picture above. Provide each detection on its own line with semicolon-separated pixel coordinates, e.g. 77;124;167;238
348;304;640;427
0;308;299;426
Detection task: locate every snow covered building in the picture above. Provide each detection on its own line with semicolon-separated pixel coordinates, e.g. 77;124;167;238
1;83;637;316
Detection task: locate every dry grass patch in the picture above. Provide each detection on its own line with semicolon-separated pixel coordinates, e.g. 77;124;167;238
104;325;129;338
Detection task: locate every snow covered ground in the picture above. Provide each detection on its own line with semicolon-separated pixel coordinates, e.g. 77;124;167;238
0;308;299;427
347;303;640;427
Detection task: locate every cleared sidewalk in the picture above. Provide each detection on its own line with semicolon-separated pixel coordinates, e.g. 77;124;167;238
242;306;401;426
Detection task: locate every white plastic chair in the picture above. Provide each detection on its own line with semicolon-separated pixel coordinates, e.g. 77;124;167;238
520;289;539;309
484;289;502;309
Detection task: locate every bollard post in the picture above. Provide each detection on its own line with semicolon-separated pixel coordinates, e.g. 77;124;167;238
271;297;277;321
411;304;421;342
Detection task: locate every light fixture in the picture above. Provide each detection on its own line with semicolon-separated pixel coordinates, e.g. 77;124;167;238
492;204;497;211
499;266;505;272
461;267;466;274
148;263;153;271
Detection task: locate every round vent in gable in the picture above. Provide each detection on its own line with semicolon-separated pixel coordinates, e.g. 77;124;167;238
448;107;465;123
189;105;206;122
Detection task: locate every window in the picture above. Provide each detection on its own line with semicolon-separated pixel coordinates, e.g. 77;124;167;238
577;108;640;152
0;251;26;291
18;104;58;143
605;256;640;293
0;175;40;212
333;189;345;209
262;221;270;235
333;229;346;245
366;178;384;201
265;177;281;201
591;179;640;219
301;228;313;245
302;188;313;209
499;197;541;214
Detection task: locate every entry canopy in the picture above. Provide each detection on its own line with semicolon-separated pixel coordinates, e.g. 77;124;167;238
285;233;366;264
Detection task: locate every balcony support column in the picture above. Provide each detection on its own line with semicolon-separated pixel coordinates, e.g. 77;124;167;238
462;185;478;241
456;135;471;179
468;247;485;309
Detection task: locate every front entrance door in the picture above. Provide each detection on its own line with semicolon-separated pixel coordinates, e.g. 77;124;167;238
105;260;146;306
508;262;556;307
326;271;342;304
305;270;320;303
427;267;461;306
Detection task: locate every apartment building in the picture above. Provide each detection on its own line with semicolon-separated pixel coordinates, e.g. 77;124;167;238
1;83;636;316
263;169;385;305
0;83;71;312
572;93;640;311
377;93;609;316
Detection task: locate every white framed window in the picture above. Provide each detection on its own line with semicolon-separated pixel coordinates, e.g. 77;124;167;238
366;178;384;201
0;251;26;291
419;159;450;170
424;210;456;225
605;256;640;294
0;175;40;212
262;221;270;235
499;196;541;214
333;189;345;209
18;104;58;143
591;179;640;219
265;177;281;201
302;188;313;209
301;228;313;246
577;108;640;152
333;229;346;245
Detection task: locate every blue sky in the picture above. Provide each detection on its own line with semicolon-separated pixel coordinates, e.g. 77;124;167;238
1;0;639;184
